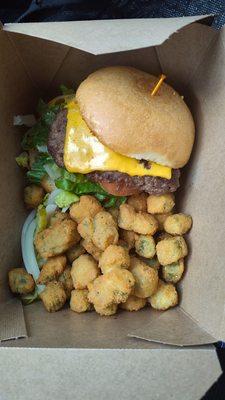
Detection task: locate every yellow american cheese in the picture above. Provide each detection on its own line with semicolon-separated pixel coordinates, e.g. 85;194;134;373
63;100;171;179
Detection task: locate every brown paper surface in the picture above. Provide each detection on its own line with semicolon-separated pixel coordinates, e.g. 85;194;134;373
4;16;208;54
0;347;221;400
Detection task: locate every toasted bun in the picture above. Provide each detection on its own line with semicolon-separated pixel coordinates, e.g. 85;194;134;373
76;66;195;168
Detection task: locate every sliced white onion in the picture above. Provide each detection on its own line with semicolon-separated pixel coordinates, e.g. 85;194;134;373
37;145;48;153
44;164;61;180
46;188;61;205
62;206;69;212
21;211;44;294
46;204;58;214
13;114;36;127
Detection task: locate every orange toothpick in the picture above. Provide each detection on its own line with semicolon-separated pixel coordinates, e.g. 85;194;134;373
151;74;166;96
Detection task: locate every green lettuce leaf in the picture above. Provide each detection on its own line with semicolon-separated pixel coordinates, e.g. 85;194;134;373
55;190;79;208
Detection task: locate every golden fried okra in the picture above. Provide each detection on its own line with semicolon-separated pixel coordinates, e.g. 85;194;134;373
24;184;45;209
40;281;67;312
8;268;35;295
120;295;147;311
88;269;135;309
162;259;185;283
37;255;67;285
70;195;102;223
154;212;172;231
99;245;130;274
71;254;100;289
118;204;135;230
49;211;70;227
118;204;158;235
127;193;148;212
35;219;80;258
164;213;193;235
133;212;158;235
70;289;91;313
59;267;74;299
119;229;135;250
66;243;86;263
134;234;156;259
108;207;119;223
129;257;158;298
94;303;118;316
148;280;178;310
81;239;102;261
147;193;175;214
156;236;188;266
140;256;160;270
41;175;56;193
77;217;94;240
92;211;119;251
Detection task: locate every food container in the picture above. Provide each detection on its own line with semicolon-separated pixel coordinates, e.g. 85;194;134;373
0;15;224;399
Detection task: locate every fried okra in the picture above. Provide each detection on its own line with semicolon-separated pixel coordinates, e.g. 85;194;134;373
24;184;45;209
40;281;67;312
88;269;135;310
140;256;160;270
71;254;100;289
70;289;92;313
59;267;74;299
154;213;172;231
81;239;102;261
120;295;147;312
49;211;70;227
127;193;148;212
119;229;135;250
41;175;56;193
99;245;130;274
8;268;35;295
118;204;158;235
129;257;159;298
35;219;80;258
94;303;118;316
147;193;175;214
92;211;119;251
70;195;102;223
77;217;94;240
164;213;192;235
134;234;156;259
156;236;188;266
162;259;185;283
37;255;67;284
148;280;178;310
66;244;86;263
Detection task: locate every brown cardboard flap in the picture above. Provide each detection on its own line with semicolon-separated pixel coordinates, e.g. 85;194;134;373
0;298;27;342
0;347;221;400
129;307;216;346
4;16;209;55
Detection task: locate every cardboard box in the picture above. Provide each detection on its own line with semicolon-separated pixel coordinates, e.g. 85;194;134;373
0;16;224;399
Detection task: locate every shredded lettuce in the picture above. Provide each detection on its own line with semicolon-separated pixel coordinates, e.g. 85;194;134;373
16;152;29;168
36;205;47;233
21;286;40;305
60;84;74;95
55;190;79;208
21;100;62;150
27;153;53;184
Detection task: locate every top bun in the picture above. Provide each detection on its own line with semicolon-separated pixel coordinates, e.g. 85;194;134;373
76;66;195;168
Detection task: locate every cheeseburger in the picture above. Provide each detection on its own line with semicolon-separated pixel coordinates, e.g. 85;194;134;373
48;66;195;197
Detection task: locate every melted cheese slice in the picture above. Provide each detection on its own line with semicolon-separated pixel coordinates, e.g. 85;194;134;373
63;100;171;179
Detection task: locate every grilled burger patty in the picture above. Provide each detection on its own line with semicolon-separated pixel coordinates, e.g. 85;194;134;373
48;109;180;195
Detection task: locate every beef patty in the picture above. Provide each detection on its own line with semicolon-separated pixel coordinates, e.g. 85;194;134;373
48;109;180;195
